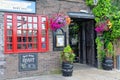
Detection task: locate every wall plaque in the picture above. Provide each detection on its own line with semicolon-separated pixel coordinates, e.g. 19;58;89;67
19;53;38;71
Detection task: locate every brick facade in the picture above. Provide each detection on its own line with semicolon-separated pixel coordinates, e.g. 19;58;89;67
0;0;89;79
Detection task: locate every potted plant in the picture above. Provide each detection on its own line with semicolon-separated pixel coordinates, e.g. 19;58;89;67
102;41;114;70
60;45;75;76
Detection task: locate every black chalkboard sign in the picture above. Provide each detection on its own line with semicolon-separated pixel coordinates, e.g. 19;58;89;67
19;53;38;71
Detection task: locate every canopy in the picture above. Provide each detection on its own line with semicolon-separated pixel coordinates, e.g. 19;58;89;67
67;12;95;19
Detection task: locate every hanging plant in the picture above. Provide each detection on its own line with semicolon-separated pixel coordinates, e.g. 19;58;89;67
95;20;112;33
50;14;71;31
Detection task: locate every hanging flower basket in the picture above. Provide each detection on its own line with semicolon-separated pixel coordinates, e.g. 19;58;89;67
50;14;71;31
95;22;106;33
95;20;111;33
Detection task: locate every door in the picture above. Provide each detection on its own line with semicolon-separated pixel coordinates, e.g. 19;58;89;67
69;19;97;67
79;19;97;67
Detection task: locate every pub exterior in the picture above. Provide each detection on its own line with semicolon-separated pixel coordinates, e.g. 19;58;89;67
0;0;119;79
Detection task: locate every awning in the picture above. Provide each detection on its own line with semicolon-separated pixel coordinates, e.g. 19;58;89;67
67;12;95;19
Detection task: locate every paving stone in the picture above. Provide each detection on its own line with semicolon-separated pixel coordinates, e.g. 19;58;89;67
8;63;120;80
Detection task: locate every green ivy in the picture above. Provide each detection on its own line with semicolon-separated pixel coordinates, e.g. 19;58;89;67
85;0;120;62
86;0;94;6
105;42;114;55
111;11;120;40
92;0;112;23
95;37;105;62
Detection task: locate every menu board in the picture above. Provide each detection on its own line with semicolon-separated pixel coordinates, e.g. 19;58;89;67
19;53;38;71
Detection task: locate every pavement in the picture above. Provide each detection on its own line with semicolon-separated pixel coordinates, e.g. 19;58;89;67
8;63;120;80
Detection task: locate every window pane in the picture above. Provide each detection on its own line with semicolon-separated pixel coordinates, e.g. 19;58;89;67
17;37;22;42
7;23;12;29
41;37;46;49
7;44;12;49
23;30;27;36
33;24;37;29
23;16;27;22
41;37;46;42
28;30;32;36
7;37;12;42
33;17;37;22
42;17;46;23
28;44;32;49
23;24;27;29
17;23;22;28
17;44;22;49
7;15;12;22
33;37;37;42
28;17;32;22
28;37;32;42
42;30;46;35
33;44;37;49
42;43;46;48
23;44;27;49
23;37;27;42
7;30;12;36
17;16;22;21
42;24;45;29
28;24;32;29
17;30;22;36
33;30;37;36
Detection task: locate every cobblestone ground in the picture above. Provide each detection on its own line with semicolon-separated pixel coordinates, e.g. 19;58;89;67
9;63;120;80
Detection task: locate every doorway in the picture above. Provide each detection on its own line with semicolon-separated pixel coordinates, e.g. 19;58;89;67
68;12;97;67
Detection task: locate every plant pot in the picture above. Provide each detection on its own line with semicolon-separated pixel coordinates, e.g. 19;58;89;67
102;57;113;70
62;62;73;77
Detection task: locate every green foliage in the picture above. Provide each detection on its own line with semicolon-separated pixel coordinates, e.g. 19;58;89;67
112;0;120;10
105;42;114;55
69;23;79;33
63;45;72;53
92;0;112;23
110;11;120;40
89;0;120;62
85;0;120;65
86;0;94;6
60;45;75;63
95;37;105;62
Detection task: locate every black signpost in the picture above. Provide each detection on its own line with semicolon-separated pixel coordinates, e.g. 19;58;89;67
19;53;38;71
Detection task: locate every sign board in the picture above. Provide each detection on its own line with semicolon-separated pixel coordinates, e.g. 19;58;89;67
19;53;38;71
0;0;36;13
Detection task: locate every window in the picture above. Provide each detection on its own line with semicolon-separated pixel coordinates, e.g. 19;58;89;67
4;13;49;53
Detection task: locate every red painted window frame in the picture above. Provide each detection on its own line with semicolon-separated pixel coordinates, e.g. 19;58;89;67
4;13;49;54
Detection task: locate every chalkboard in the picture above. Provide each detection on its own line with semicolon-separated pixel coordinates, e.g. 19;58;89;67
19;53;38;71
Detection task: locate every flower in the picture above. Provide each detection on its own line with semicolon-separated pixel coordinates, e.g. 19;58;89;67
95;21;111;33
65;16;71;25
95;22;106;33
50;14;71;31
106;20;112;29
